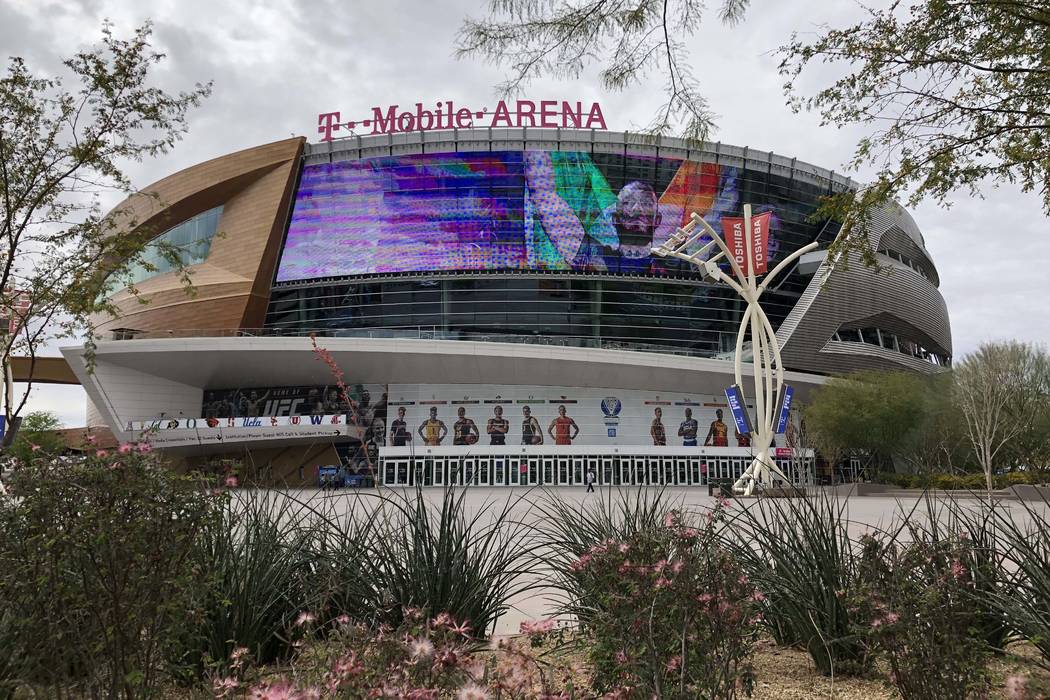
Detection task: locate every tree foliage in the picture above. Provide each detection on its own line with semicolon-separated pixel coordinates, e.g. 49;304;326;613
4;410;64;465
803;370;955;472
954;341;1050;490
780;1;1050;253
0;22;210;422
456;0;750;142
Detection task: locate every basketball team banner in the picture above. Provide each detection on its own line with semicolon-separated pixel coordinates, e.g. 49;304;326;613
721;211;771;275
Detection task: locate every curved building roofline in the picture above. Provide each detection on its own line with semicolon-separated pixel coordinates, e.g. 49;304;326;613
307;127;859;194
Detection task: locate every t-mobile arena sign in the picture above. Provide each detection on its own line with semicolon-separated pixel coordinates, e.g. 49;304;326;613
317;100;608;141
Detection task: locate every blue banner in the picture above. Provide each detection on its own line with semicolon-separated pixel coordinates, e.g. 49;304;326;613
776;385;795;435
724;385;754;435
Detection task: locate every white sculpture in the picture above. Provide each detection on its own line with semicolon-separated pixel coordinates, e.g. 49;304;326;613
652;205;819;495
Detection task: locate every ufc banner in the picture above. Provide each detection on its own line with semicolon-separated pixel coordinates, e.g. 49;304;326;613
721;211;771;276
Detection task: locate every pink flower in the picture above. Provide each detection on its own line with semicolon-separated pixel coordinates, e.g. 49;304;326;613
95;449;109;458
408;637;435;659
136;442;153;453
752;590;765;602
29;443;41;452
212;676;239;698
334;614;351;626
225;475;239;488
678;527;698;539
520;618;555;636
655;577;671;589
951;559;968;581
432;612;453;627
230;646;250;663
1005;674;1028;700
457;683;491;700
449;619;472;636
117;442;133;454
671;560;684;574
618;543;630;554
569;553;592;571
663;512;678;528
665;655;682;673
248;680;296;700
884;612;900;624
294;611;316;627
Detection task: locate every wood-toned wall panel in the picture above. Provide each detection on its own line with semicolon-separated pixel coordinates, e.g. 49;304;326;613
95;137;304;337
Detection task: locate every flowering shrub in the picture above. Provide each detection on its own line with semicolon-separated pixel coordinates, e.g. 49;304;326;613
567;505;757;698
0;442;224;698
850;533;989;699
210;608;581;698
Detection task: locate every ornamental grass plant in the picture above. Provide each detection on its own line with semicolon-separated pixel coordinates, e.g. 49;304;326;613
986;495;1050;670
725;492;869;676
168;490;322;679
532;486;680;624
359;486;540;638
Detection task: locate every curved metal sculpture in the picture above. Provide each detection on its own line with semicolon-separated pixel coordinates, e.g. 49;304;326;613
652;205;819;495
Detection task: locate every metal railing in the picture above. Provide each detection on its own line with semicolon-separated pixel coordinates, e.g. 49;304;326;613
103;326;735;360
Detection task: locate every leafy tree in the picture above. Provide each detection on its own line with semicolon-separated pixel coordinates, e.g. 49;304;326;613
456;0;750;142
779;1;1050;255
5;410;64;465
0;22;210;425
804;370;942;472
954;341;1050;492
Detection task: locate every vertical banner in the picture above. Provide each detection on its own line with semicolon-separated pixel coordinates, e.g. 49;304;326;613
721;211;771;275
775;384;794;434
724;384;754;435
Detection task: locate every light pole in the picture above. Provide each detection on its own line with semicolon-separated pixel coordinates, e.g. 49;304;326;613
652;205;819;495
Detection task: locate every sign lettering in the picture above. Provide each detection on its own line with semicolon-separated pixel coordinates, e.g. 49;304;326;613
317;100;608;141
721;211;772;276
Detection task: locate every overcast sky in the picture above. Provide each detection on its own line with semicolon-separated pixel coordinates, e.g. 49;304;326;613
5;0;1047;427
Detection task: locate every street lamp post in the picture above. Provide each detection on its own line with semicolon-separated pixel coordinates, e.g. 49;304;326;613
652;205;819;495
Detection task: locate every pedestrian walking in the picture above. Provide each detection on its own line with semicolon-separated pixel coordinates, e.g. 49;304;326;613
585;468;596;493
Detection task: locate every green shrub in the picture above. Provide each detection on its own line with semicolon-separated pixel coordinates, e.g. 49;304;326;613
0;445;221;698
850;534;990;699
567;506;757;698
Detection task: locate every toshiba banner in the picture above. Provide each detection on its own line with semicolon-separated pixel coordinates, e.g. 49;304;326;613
721;211;771;276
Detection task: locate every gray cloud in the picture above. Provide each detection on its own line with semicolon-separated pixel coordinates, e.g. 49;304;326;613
9;0;1047;425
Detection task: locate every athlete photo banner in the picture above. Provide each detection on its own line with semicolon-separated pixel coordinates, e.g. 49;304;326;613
387;384;748;448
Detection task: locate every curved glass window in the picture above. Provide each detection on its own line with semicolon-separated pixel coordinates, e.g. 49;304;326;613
124;206;223;286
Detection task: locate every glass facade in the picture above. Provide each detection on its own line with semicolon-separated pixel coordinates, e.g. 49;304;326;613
124;206;223;286
265;153;843;358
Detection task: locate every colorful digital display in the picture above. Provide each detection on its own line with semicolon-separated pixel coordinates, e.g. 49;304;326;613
275;150;786;282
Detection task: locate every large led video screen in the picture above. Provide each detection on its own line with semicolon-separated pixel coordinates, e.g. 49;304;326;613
275;150;797;282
